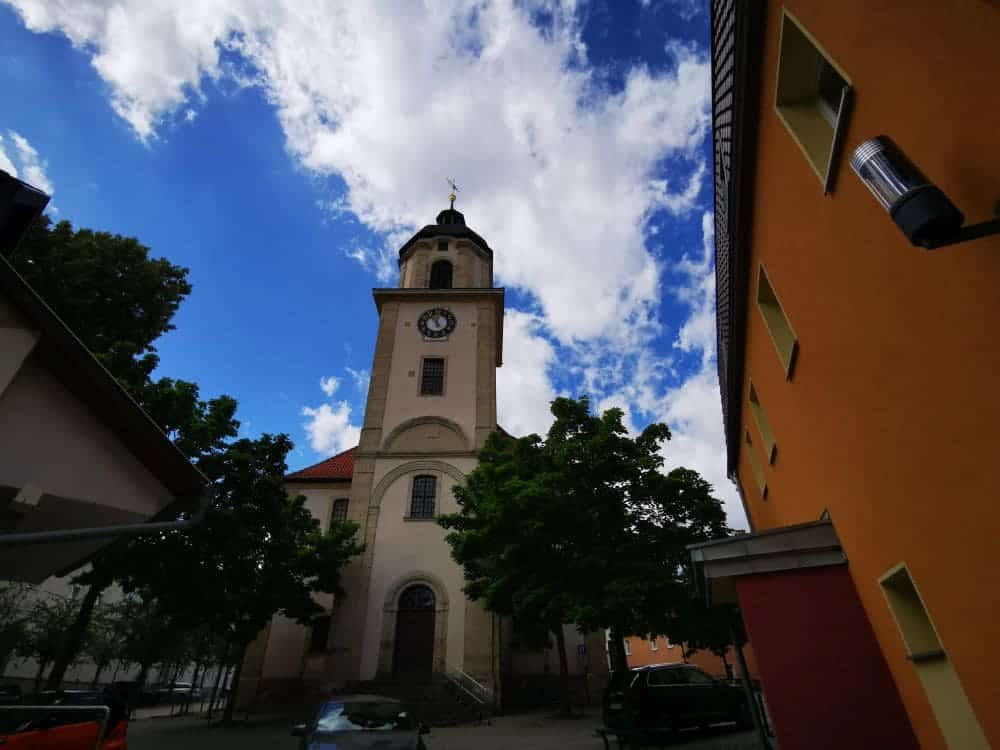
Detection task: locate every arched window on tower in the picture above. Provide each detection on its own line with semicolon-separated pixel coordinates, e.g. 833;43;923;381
429;260;453;289
409;475;437;518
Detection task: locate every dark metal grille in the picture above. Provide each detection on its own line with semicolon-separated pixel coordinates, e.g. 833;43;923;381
410;475;437;518
421;358;445;395
713;0;737;446
331;498;349;523
399;584;436;610
711;0;761;474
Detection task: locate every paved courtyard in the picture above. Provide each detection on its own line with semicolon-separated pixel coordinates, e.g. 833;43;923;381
129;711;766;750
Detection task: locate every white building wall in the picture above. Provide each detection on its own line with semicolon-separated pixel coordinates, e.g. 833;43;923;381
0;361;174;518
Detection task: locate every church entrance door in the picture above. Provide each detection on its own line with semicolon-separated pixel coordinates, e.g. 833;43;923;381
393;584;436;680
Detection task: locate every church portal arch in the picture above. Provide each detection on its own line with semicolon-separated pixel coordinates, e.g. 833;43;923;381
378;572;450;678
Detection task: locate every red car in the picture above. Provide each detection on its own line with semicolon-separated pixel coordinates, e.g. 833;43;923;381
0;689;127;749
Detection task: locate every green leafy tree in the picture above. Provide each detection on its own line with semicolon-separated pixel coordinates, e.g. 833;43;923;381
439;429;579;714
110;594;193;704
667;601;748;678
115;434;364;722
14;215;241;690
0;582;30;674
440;396;732;714
10;215;190;393
45;379;239;690
17;593;82;689
82;602;129;688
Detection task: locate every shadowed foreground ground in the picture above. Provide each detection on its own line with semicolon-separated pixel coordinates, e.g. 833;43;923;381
128;709;765;750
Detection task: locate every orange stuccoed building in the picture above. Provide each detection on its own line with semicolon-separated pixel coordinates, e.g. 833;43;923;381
688;2;1000;750
622;635;760;682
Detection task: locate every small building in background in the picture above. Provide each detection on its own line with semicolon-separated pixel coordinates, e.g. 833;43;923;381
622;634;759;682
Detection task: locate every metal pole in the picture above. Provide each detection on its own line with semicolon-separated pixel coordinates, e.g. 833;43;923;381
730;623;769;750
0;489;213;545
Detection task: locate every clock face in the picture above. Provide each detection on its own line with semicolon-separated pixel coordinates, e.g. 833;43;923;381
417;308;457;339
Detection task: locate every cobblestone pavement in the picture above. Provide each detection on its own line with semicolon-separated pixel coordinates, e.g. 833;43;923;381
128;711;766;750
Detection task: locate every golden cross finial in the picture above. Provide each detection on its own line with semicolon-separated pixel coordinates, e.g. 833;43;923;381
446;177;459;208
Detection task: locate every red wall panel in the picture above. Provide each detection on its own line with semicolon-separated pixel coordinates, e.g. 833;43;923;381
736;565;918;750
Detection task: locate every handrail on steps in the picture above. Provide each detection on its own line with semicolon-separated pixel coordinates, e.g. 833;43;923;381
442;664;493;706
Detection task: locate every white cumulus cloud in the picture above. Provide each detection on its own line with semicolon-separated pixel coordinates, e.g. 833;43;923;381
656;213;744;529
0;131;54;196
496;309;558;437
0;136;17;176
346;367;370;394
319;375;340;397
301;401;360;456
4;0;710;344
673;211;717;369
7;0;743;526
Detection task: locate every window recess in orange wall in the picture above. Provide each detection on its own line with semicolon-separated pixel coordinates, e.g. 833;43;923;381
879;563;990;750
774;9;852;193
756;265;798;378
748;381;777;464
744;430;768;500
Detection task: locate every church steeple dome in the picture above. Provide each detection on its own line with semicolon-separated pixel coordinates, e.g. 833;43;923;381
397;206;493;260
396;203;494;290
435;207;466;226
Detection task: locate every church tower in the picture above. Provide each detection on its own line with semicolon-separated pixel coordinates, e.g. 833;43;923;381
328;199;504;684
239;200;608;709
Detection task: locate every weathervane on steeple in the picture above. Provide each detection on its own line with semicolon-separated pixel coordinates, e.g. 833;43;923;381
446;178;459;209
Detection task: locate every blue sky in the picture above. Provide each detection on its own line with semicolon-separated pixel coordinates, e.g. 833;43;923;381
0;0;744;527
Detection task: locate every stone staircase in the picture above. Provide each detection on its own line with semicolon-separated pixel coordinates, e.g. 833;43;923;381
351;673;493;727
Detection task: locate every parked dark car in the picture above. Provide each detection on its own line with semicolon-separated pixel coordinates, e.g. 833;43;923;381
603;664;752;734
291;695;430;750
151;682;202;702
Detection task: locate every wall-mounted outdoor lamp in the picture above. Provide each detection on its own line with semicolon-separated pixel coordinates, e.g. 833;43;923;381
850;136;1000;250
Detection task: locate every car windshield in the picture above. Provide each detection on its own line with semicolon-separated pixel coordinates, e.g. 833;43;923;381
315;701;415;733
608;671;642;691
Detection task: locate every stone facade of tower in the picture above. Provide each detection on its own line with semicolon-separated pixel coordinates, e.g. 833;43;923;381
237;207;608;710
329;207;503;687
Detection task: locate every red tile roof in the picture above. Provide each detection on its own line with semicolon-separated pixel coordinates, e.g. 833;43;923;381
283;426;513;482
285;446;356;481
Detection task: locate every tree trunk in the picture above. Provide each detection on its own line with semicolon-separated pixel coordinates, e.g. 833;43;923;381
130;658;154;715
45;578;107;690
90;661;107;689
168;661;183;715
34;659;50;691
222;642;248;724
181;662;202;715
607;625;629;674
197;661;211;714
111;661;121;683
553;627;571;718
206;661;225;720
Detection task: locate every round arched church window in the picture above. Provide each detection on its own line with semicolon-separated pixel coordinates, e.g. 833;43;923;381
398;584;436;610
